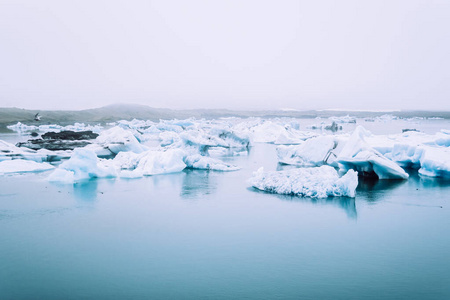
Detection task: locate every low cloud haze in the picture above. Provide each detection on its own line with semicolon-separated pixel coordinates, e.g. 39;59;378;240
1;0;449;111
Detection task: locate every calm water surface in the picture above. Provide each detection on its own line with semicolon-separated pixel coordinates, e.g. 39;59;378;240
1;120;450;299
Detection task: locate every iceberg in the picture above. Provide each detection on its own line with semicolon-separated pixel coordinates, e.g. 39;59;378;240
185;154;240;171
47;148;117;183
0;159;54;175
177;125;250;155
273;130;312;145
383;144;424;168
159;131;181;147
251;121;297;143
418;146;450;178
249;166;358;198
337;127;409;179
207;125;251;149
7;122;38;133
329;115;357;124
133;149;186;176
7;122;103;134
95;126;148;155
0;140;51;162
111;149;186;177
277;136;340;167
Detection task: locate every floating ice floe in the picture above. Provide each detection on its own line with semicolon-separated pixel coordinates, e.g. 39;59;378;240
375;114;399;122
336;127;409;179
47;148;117;183
95;126;148;155
234;118;314;145
0;139;70;162
7;122;38;133
418;146;450;178
249;166;358;198
159;131;181;147
7;122;103;134
111;149;240;178
365;130;450;177
277;136;342;167
129;149;186;176
185;154;240;171
329;115;357;124
0;159;54;175
277;127;410;179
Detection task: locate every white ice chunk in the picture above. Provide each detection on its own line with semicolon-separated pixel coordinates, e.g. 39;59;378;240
274;130;305;145
207;125;251;148
0;159;54;175
7;122;104;134
133;149;186;176
337;126;409;179
185;154;240;171
252;121;288;143
0;140;49;162
83;144;115;158
47;148;117;183
418;146;450;178
95;126;147;155
329;115;356;123
277;136;339;167
159;131;181;147
383;144;424;168
249;166;358;198
7;122;38;133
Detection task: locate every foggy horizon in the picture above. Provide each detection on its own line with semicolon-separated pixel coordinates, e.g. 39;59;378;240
1;0;449;111
3;101;450;113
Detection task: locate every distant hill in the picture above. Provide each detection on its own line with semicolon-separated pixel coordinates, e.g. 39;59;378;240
1;104;449;129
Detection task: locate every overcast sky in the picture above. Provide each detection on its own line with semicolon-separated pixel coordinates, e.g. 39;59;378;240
1;0;449;111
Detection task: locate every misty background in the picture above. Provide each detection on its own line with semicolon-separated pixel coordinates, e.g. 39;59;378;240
0;0;449;111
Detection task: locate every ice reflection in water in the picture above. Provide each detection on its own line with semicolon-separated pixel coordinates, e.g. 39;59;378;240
249;187;357;219
73;179;99;202
356;177;406;203
180;169;217;199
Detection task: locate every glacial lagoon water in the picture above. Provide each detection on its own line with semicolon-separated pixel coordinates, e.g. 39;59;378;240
1;119;450;299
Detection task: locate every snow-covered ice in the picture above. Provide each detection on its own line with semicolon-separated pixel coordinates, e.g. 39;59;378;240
7;122;103;134
249;166;358;198
185;154;240;171
0;139;67;162
132;149;186;176
0;159;54;175
336;127;409;179
47;148;117;183
418;146;450;178
95;126;148;155
277;136;341;167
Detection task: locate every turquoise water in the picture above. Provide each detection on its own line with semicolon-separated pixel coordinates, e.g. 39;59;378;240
1;143;450;299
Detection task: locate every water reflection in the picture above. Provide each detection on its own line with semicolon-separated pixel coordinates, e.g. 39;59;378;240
418;174;450;188
180;169;217;199
73;179;99;202
356;177;406;202
249;187;357;219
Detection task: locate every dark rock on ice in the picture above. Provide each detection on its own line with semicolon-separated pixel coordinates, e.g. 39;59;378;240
16;139;92;151
16;130;98;151
41;130;99;140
